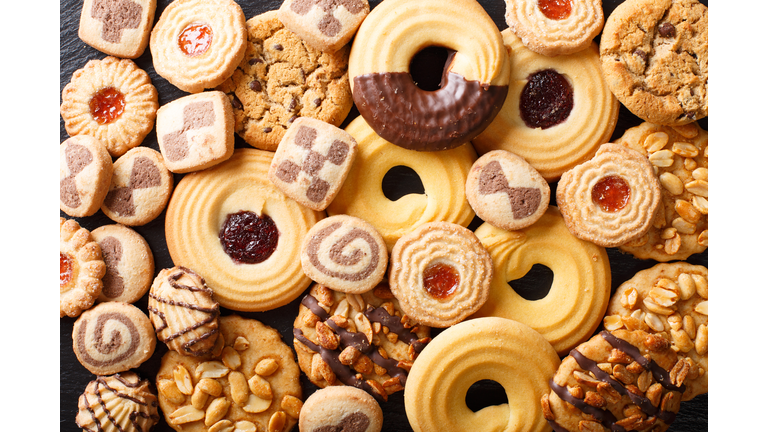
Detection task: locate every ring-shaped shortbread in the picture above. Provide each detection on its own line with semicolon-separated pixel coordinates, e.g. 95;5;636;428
471;206;611;355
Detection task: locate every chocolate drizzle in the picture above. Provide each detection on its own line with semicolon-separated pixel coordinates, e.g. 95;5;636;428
599;331;685;393
549;378;625;432
77;373;159;432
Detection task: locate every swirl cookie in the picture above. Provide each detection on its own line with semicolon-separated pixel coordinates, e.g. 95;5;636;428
72;301;156;375
217;10;353;151
557;144;662;248
543;329;688;432
60;56;158;157
473;29;618;182
405;317;560;432
389;222;493;328
465;150;550;231
91;224;154;304
165;148;323;312
148;267;221;357
102;147;173;226
78;0;156;58
327;117;476;251
472;207;611;355
76;372;160;432
293;284;432;402
61;217;105;318
149;0;246;93
614;122;708;261
299;386;383;432
603;263;708;401
301;215;388;294
278;0;370;53
156;315;303;432
504;0;604;56
60;135;113;218
600;0;708;125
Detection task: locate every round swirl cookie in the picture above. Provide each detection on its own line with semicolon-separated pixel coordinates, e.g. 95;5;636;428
61;217;105;318
299;386;383;432
405;317;560;432
348;0;509;151
60;135;113;218
76;372;159;432
91;224;154;304
473;29;618;181
72;301;156;375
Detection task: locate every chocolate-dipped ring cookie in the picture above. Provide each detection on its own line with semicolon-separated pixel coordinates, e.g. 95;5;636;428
473;29;618;181
348;0;510;151
405;317;560;432
61;217;105;318
389;222;493;328
557;144;662;248
472;207;611;355
165;148;324;311
327;117;476;251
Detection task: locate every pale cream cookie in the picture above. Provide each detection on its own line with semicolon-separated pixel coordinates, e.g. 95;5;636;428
91;224;154;304
278;0;370;53
78;0;156;58
60;135;113;218
61;217;105;318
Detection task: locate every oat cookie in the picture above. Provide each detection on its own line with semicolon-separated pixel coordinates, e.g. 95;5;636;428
156;315;303;432
60;135;113;218
299;386;383;432
217;10;353;151
61;217;105;318
150;0;247;93
76;371;159;432
278;0;370;53
60;56;158;157
614;122;708;261
600;0;708;125
78;0;156;58
91;224;154;304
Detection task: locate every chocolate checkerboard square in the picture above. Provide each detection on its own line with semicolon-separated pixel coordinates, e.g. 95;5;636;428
278;0;369;52
78;0;156;59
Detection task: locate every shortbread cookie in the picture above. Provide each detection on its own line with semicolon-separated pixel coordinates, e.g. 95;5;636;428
60;135;113;218
465;150;549;231
61;217;105;318
102;147;173;226
389;222;493;328
91;224;154;304
473;29;618;181
149;0;247;93
301;215;388;294
505;0;604;56
299;386;383;432
269;117;358;211
600;0;708;125
78;0;156;58
543;329;688;432
156;315;303;432
293;284;431;402
148;266;221;357
60;56;158;157
614;122;708;261
76;372;160;432
278;0;369;53
156;91;235;173
217;10;353;151
72;301;156;375
604;263;708;400
557;144;662;248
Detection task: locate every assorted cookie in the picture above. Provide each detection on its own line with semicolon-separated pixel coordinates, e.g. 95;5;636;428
91;224;155;304
299;386;383;432
60;135;113;218
78;0;157;58
60;217;105;318
76;372;160;432
278;0;370;53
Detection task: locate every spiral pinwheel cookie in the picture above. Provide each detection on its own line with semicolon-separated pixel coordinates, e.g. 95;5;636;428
60;56;158;157
473;29;618;182
76;372;159;432
60;135;113;218
557;144;662;248
389;222;493;328
78;0;156;58
149;0;246;93
91;224;154;304
60;217;105;318
293;284;431;402
72;302;156;375
603;263;708;400
299;386;383;432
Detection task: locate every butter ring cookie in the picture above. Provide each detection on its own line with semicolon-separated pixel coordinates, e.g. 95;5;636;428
60;217;105;318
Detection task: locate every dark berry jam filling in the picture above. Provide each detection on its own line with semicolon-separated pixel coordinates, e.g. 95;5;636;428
219;211;279;264
519;69;574;130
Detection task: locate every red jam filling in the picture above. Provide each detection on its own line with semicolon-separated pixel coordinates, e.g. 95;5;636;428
89;87;125;125
423;263;460;300
519;69;573;130
538;0;572;20
219;211;279;264
178;23;213;57
592;176;631;212
60;252;73;287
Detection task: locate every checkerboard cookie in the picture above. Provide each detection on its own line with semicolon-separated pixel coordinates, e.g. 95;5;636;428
91;224;154;304
60;135;113;218
278;0;370;52
78;0;156;58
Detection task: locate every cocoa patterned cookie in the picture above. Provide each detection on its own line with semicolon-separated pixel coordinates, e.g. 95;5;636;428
278;0;370;52
78;0;156;58
102;147;173;226
600;0;708;125
156;91;235;173
61;217;105;318
91;224;154;304
76;372;159;432
217;10;353;151
299;386;383;432
60;135;113;218
268;117;358;211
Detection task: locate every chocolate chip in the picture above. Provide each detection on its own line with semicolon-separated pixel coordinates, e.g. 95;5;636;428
273;44;283;51
288;97;297;111
250;80;262;92
314;98;321;107
231;96;243;110
289;115;298;123
249;57;264;65
633;49;648;63
658;22;676;38
263;127;273;133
